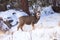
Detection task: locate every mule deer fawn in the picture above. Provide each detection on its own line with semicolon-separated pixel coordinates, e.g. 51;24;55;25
17;11;40;31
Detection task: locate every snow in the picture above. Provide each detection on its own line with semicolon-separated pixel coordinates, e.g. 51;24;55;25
0;6;60;40
0;9;28;25
41;6;54;16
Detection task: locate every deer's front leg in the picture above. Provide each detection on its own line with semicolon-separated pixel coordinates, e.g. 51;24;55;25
17;24;20;31
17;23;24;31
31;22;35;30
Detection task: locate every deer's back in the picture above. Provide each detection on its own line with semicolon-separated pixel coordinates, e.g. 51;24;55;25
19;16;36;25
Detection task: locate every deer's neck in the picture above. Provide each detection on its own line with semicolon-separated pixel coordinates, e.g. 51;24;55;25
34;16;40;24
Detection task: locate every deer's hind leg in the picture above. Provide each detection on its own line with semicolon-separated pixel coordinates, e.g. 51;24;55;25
31;22;35;30
17;23;24;31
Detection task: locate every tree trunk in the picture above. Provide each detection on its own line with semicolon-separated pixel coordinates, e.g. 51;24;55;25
53;0;56;6
20;0;30;15
52;0;60;13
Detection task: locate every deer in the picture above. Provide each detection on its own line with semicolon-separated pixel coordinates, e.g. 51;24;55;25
17;10;40;31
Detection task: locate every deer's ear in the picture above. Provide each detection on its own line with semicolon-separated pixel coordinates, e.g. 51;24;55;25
38;11;40;13
36;11;40;13
34;10;37;13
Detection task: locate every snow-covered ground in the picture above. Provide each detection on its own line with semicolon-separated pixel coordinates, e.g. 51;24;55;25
0;6;60;40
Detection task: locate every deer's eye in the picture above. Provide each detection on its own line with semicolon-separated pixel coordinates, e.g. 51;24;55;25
37;13;40;16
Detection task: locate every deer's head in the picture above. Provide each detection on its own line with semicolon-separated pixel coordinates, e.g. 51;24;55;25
35;11;40;19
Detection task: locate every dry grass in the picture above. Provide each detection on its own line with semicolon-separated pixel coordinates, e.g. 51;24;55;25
58;21;60;27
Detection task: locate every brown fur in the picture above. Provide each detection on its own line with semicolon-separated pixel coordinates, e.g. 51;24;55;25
17;11;40;31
